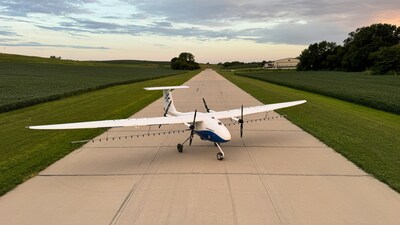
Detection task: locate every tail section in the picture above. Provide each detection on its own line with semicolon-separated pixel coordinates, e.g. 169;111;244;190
144;86;189;116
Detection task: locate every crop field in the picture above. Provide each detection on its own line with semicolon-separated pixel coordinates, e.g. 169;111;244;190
100;59;171;67
0;71;197;196
221;71;400;193
235;70;400;114
0;53;182;113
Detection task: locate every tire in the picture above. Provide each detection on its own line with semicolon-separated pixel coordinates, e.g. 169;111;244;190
216;152;224;161
177;144;183;153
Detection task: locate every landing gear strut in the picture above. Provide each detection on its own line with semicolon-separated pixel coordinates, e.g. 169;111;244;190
215;143;225;161
177;134;192;153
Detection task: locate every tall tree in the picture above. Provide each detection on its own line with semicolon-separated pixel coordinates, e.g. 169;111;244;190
178;52;195;62
342;24;400;71
370;44;400;75
171;52;200;70
297;41;341;70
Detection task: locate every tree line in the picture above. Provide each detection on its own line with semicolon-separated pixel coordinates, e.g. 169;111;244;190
170;52;200;70
297;23;400;75
219;61;267;69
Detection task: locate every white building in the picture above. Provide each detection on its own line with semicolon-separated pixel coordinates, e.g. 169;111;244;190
264;58;299;69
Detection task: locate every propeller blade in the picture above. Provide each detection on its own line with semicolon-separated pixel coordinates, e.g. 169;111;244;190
202;98;210;112
241;104;243;121
189;110;197;146
240;122;243;137
239;105;244;138
189;132;194;145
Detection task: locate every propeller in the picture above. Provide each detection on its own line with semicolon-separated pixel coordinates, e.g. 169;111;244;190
238;105;244;138
189;110;197;146
202;98;210;113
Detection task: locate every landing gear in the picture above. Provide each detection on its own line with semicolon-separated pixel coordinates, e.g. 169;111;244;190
177;144;183;153
177;110;197;154
215;143;225;161
177;134;193;153
216;152;224;161
177;140;225;161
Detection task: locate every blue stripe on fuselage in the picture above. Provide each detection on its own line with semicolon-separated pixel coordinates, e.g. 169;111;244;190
195;130;228;143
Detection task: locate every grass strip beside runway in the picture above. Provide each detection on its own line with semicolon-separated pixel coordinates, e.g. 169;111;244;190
0;71;197;196
222;71;400;192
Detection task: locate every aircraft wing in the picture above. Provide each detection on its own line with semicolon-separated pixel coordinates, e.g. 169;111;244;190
28;115;199;130
207;100;306;119
28;100;306;130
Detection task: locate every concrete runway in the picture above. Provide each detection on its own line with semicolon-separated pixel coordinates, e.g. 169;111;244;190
1;69;400;225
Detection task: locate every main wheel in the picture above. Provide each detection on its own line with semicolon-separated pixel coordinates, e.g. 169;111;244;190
216;152;224;161
177;144;183;153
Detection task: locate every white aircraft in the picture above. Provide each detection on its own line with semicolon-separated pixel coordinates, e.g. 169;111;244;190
28;86;306;160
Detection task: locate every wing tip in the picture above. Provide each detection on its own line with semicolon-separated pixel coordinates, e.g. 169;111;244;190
26;125;45;130
26;125;41;130
144;86;189;91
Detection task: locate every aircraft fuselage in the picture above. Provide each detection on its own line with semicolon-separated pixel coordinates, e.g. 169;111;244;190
195;116;231;143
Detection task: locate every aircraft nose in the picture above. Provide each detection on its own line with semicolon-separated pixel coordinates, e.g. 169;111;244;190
222;127;231;142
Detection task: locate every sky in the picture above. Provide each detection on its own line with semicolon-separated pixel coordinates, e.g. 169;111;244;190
0;0;399;63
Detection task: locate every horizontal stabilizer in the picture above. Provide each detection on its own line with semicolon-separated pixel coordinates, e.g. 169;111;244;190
144;86;189;91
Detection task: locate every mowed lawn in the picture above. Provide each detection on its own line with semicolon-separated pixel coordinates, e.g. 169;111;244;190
222;71;400;192
0;53;182;113
0;72;197;196
235;70;400;114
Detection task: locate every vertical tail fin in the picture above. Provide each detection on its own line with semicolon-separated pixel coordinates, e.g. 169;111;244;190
144;86;189;116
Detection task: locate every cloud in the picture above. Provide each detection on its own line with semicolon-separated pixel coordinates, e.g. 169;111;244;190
36;16;346;45
0;37;18;42
2;0;400;47
123;0;400;44
0;41;108;49
130;0;400;25
36;17;238;41
38;18;143;35
0;26;19;36
0;0;97;16
0;30;17;36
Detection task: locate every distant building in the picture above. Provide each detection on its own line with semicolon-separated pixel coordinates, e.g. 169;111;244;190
264;58;299;69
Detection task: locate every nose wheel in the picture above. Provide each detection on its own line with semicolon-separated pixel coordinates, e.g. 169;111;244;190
216;152;224;160
215;143;225;161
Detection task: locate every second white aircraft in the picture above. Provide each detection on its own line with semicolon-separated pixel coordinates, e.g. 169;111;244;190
29;86;306;160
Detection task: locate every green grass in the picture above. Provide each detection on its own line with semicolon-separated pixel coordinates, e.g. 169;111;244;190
221;71;400;192
235;70;400;114
0;71;197;196
0;53;182;113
